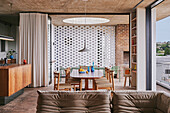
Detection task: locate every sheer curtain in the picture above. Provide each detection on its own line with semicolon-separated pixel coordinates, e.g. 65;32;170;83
19;13;48;87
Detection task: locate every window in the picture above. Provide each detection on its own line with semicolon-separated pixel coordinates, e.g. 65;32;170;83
165;69;170;74
1;40;5;52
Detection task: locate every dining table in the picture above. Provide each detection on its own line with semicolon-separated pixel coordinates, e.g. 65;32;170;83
71;69;104;91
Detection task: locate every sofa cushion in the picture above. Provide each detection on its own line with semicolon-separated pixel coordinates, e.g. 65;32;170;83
37;90;111;113
112;91;158;113
156;92;170;113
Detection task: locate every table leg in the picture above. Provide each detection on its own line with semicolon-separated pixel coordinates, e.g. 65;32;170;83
79;79;82;91
119;70;120;82
85;79;88;90
93;79;96;90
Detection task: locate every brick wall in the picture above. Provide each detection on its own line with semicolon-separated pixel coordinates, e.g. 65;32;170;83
115;24;129;76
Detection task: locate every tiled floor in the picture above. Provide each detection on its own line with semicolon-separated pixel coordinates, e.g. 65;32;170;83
0;78;169;113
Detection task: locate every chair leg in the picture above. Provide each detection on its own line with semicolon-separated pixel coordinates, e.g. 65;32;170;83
124;77;127;87
74;85;76;91
93;80;96;90
96;85;98;90
79;79;82;91
129;77;132;86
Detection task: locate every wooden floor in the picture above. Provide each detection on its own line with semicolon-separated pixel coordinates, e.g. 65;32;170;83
0;78;169;113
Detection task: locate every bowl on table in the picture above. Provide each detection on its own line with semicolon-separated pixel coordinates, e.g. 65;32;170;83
79;71;86;74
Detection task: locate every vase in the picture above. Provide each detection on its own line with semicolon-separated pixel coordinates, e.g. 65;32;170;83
87;66;90;72
91;66;95;72
10;55;14;59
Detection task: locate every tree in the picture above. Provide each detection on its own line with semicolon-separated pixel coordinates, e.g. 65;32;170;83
161;43;168;50
164;47;170;56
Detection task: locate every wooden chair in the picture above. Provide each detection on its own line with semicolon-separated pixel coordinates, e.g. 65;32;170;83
65;68;80;91
95;67;110;83
80;66;88;70
95;68;114;90
123;68;132;87
112;66;120;78
54;72;73;90
93;67;109;89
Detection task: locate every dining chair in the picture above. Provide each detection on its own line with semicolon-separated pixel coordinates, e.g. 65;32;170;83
95;68;114;90
79;66;88;70
65;67;80;91
59;66;67;78
94;67;110;83
112;66;120;78
123;68;132;87
54;71;73;90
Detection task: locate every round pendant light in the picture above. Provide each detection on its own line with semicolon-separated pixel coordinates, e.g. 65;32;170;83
63;17;110;25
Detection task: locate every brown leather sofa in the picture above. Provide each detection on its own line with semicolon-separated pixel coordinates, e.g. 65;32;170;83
36;91;170;113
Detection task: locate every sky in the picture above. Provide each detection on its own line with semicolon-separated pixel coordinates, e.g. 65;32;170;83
156;16;170;42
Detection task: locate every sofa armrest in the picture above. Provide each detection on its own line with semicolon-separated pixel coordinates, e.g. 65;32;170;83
156;92;170;113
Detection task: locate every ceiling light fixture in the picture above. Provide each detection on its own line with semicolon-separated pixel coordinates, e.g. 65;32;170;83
63;17;110;25
78;0;90;52
63;0;109;25
0;35;14;41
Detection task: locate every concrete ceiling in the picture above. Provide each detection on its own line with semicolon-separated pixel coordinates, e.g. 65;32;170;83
50;15;129;26
156;0;170;21
0;0;154;14
0;0;169;25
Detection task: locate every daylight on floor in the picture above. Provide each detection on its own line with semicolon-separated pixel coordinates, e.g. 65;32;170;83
0;0;169;113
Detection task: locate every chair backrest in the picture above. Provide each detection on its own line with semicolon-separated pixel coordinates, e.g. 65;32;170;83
54;72;60;90
112;66;119;74
124;68;131;76
108;68;114;90
107;69;112;83
59;66;65;75
80;66;88;70
105;67;109;80
65;67;71;83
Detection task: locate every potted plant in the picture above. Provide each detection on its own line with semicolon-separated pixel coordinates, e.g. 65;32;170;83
7;49;16;59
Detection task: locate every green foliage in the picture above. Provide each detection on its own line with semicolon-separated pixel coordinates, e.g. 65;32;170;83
158;50;164;53
7;49;16;56
164;47;170;56
160;43;168;50
156;42;170;56
158;54;165;56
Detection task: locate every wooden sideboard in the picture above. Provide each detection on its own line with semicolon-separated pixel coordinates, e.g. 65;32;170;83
0;64;31;96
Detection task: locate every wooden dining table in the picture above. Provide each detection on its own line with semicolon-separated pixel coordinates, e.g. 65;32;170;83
71;69;104;91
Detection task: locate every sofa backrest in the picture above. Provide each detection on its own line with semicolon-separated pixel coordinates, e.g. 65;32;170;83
112;91;170;113
37;90;111;113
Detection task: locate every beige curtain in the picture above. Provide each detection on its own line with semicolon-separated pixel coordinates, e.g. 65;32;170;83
19;13;48;87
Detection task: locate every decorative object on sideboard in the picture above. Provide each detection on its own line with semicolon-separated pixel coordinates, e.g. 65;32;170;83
23;59;27;64
7;49;16;59
4;58;8;65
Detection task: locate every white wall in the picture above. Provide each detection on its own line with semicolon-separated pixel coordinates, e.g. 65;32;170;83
135;8;157;91
52;26;115;70
137;8;146;91
152;8;157;91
